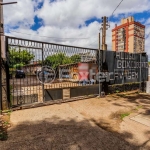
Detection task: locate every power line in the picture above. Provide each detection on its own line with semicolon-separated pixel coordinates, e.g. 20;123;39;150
146;32;150;39
9;30;90;40
10;30;113;47
111;0;124;17
88;39;98;46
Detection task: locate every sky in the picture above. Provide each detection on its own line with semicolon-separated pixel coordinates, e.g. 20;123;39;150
3;0;150;59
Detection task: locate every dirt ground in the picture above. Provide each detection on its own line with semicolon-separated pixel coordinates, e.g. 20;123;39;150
0;91;150;150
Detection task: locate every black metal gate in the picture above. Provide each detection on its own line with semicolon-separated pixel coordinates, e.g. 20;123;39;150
5;36;148;108
6;36;99;108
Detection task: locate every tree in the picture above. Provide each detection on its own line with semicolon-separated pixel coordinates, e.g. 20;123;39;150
44;53;73;69
9;48;35;68
70;54;81;63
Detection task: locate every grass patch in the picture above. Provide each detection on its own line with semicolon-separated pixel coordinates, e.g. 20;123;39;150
136;105;143;109
110;110;131;121
0;132;8;141
120;113;130;120
0;110;12;141
132;105;143;112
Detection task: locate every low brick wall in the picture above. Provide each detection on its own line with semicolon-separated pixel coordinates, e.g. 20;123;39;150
108;82;146;94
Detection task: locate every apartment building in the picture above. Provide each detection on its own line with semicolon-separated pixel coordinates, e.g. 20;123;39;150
112;16;145;53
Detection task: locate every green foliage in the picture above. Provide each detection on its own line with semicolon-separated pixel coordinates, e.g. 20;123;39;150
135;105;143;110
0;132;8;141
120;112;130;120
9;48;34;68
13;63;24;69
115;90;119;93
2;109;12;114
37;59;42;64
70;54;81;63
44;53;81;69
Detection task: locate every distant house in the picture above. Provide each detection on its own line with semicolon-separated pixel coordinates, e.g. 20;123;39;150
59;60;98;82
22;63;42;75
78;52;96;62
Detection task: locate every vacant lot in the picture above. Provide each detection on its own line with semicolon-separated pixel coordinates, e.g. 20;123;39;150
0;91;150;150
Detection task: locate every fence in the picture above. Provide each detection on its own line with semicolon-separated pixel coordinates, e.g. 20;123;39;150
6;36;101;107
4;36;149;108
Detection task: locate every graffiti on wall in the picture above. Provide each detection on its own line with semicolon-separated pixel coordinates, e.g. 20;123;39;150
41;51;148;84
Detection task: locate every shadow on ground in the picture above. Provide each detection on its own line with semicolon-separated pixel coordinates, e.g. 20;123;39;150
110;93;150;109
117;93;150;103
0;116;149;150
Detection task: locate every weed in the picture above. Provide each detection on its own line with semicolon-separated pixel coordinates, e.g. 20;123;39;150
7;111;11;116
0;110;12;141
115;90;119;93
116;93;125;97
111;110;131;121
88;94;94;97
134;105;143;111
137;105;143;109
120;112;130;120
0;132;8;141
3;121;9;125
2;109;12;113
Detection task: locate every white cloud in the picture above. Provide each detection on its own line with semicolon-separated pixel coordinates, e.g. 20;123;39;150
3;0;35;27
145;18;150;25
7;20;117;51
36;0;150;27
3;0;150;60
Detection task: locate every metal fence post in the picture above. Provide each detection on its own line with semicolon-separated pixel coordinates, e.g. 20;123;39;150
139;52;141;91
5;36;10;107
42;43;44;102
98;32;101;97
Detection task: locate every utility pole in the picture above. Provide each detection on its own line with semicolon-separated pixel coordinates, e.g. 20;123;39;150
0;0;17;112
98;31;101;97
101;16;109;50
99;17;109;96
98;27;103;97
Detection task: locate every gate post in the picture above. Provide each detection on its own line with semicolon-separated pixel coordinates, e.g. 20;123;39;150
0;36;9;111
42;43;44;102
0;58;2;113
1;58;9;110
5;36;10;108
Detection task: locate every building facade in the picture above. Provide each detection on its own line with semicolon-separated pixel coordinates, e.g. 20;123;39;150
78;52;96;62
112;16;145;53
